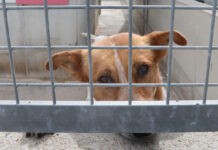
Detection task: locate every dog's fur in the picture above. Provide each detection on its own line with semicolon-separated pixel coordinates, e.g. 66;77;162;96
45;30;187;101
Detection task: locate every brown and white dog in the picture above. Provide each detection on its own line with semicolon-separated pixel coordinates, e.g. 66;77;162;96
26;30;187;139
45;30;187;101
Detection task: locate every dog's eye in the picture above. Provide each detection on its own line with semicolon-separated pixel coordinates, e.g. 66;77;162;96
98;76;114;83
137;65;149;77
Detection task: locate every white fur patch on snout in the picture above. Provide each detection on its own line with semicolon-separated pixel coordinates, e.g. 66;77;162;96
113;49;127;83
111;42;128;100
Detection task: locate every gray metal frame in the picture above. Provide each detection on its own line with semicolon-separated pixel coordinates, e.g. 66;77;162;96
0;0;218;133
1;103;218;133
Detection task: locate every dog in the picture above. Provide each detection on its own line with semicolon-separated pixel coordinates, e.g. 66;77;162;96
27;30;187;138
45;30;187;101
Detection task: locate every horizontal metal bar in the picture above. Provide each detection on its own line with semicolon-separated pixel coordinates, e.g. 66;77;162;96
91;5;217;10
1;82;218;87
0;5;86;10
53;46;218;50
0;5;217;10
1;104;218;132
1;46;218;50
1;100;218;106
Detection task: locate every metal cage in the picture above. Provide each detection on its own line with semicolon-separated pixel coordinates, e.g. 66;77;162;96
0;0;218;133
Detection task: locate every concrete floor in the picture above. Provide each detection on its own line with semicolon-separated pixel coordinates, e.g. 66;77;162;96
1;0;218;150
0;132;218;150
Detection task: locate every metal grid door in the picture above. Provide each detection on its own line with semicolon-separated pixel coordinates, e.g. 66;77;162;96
0;0;218;133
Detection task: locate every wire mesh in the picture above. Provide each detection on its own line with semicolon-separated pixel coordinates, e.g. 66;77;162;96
0;0;218;133
0;1;217;106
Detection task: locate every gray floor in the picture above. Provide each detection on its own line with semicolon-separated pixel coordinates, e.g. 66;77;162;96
1;132;218;150
1;0;218;150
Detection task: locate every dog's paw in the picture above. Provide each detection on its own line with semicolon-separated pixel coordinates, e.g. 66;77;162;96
26;132;54;139
119;133;153;142
132;133;152;138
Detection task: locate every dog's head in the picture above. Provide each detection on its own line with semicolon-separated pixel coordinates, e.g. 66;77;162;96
45;30;187;101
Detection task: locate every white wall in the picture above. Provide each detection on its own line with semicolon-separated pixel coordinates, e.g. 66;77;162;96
0;0;16;3
0;0;99;80
115;0;148;34
147;0;218;100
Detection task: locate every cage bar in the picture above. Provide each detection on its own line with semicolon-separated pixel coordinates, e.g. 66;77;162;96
2;0;19;104
202;0;217;104
43;0;56;105
1;104;218;132
1;82;218;88
166;0;176;104
128;0;133;105
86;0;94;105
0;5;217;10
1;46;218;50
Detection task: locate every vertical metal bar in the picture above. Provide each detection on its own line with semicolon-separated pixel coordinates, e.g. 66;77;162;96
43;0;56;104
128;0;133;105
166;0;176;105
203;0;217;104
2;0;19;104
86;0;94;105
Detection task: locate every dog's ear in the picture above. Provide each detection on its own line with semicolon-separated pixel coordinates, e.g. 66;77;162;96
145;30;187;62
45;50;88;82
